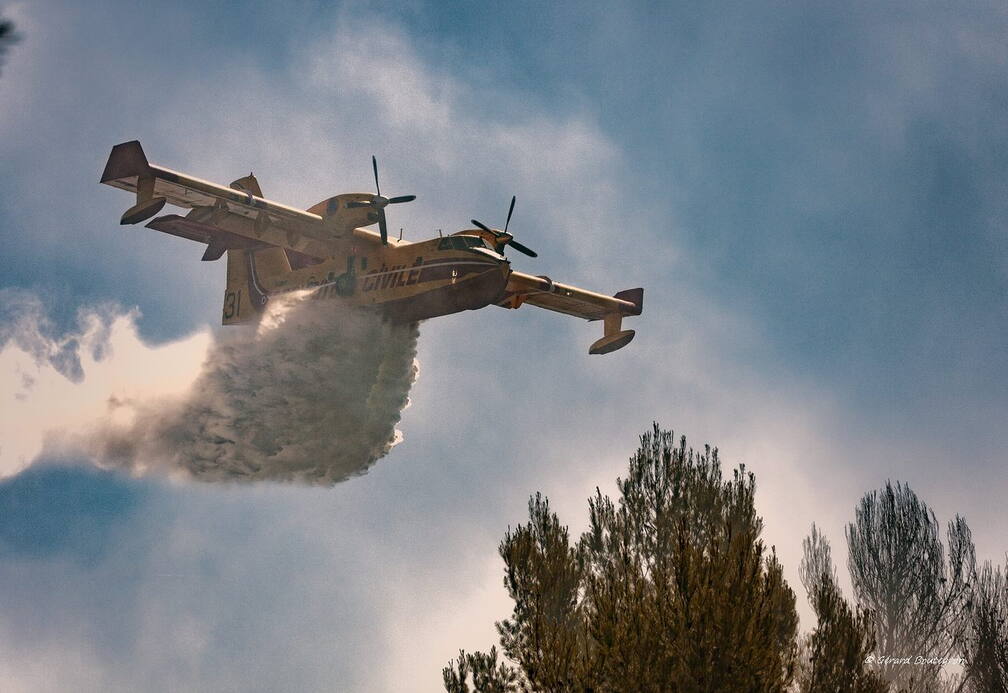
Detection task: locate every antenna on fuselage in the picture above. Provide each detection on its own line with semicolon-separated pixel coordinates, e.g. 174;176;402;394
399;228;403;241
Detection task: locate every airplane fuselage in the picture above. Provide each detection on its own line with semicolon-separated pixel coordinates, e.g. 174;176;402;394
250;232;512;323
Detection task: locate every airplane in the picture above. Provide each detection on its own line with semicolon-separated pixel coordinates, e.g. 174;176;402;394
99;141;643;354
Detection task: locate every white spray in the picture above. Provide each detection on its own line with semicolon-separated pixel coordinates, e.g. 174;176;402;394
8;291;421;485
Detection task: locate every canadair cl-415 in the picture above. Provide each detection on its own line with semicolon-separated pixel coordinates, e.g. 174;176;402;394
100;141;643;354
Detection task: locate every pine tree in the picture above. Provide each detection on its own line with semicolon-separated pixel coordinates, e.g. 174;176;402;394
846;481;974;691
443;647;521;693
796;525;888;693
444;424;799;692
959;558;1008;692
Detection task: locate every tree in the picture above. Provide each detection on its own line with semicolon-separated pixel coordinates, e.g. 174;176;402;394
496;492;590;690
959;557;1008;692
443;424;799;692
796;524;888;693
846;481;975;691
443;647;521;693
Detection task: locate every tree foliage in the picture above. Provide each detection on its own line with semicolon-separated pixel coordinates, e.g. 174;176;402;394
443;647;520;693
846;481;974;691
796;525;888;693
444;424;799;692
959;557;1008;692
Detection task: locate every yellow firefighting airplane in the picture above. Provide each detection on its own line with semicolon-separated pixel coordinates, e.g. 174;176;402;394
100;141;643;354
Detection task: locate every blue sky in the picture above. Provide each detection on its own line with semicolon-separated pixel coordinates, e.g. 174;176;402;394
1;1;1006;690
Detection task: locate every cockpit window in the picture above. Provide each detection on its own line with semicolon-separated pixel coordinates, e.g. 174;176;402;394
439;236;489;251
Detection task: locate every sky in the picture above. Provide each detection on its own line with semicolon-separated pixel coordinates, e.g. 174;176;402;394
1;0;1006;690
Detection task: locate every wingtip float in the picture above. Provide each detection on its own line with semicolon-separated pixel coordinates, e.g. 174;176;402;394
100;140;643;355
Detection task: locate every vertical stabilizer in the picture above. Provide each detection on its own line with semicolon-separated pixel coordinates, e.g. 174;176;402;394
230;173;263;197
223;249;269;325
252;247;292;280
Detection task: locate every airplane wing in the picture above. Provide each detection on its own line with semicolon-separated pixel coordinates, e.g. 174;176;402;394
498;270;643;354
143;211;336;262
100;140;378;260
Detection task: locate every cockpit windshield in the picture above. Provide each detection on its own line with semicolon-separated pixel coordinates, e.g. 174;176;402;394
438;235;492;251
462;236;488;249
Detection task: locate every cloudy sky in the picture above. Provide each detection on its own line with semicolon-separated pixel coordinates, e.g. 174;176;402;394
1;1;1006;690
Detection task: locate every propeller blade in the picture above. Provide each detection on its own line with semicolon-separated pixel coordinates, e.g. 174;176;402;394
378;207;388;245
372;155;381;196
508;239;537;257
388;195;416;204
345;200;372;208
472;197;536;257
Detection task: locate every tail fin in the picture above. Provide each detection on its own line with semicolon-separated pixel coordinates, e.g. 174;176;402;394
251;247;292;279
223;249;269;325
230;173;263;197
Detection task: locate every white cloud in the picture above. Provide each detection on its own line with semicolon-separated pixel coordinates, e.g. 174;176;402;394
0;293;209;478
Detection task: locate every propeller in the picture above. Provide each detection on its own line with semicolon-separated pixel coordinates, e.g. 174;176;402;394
345;155;416;244
471;195;537;258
